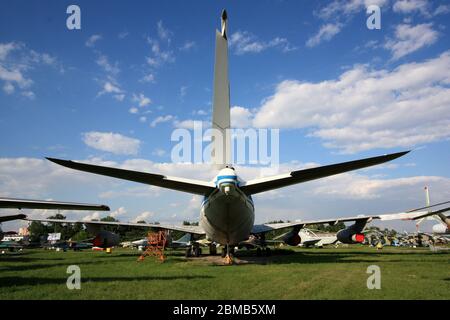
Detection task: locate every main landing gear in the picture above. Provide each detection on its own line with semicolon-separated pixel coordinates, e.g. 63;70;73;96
185;243;202;257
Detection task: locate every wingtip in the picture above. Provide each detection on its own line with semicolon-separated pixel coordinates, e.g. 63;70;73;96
45;157;71;165
392;150;411;158
221;9;227;21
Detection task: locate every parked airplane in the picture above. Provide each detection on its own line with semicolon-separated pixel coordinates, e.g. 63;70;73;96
25;10;450;263
413;187;450;236
298;229;338;248
0;197;109;241
130;233;212;256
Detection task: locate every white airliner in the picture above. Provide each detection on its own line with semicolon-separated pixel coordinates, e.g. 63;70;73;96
25;10;450;262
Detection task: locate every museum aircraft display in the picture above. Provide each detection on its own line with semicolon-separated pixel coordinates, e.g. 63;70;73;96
25;10;450;263
0;197;109;245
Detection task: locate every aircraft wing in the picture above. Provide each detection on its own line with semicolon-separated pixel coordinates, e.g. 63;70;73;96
240;151;409;195
46;158;216;196
0;213;27;223
251;206;450;234
25;217;206;235
0;197;110;211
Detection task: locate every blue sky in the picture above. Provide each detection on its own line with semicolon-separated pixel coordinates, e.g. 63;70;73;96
1;0;450;232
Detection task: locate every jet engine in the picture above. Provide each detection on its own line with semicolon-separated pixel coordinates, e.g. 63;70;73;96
92;230;120;248
281;229;301;246
336;220;368;244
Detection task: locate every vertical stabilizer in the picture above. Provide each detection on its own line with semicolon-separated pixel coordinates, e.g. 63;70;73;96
424;186;430;207
211;9;231;168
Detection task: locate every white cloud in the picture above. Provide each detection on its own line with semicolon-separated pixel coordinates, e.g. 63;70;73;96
0;42;20;60
172;119;207;130
41;53;56;66
311;0;387;48
141;73;155;83
180;86;188;100
231;106;253;128
311;173;450;200
194;109;207;116
129;107;138;114
434;4;450;15
96;54;120;75
157;20;172;43
146;38;175;68
179;41;196;51
152;148;166;157
2;82;14;94
393;0;430;16
83;132;141;155
110;206;127;219
0;64;31;88
316;0;388;19
97;81;122;97
132;93;151;107
139;116;147;123
114;94;125;101
93;50;125;101
150;115;174;127
384;23;438;60
21;90;35;100
118;31;129;39
252;51;450;153
0;157;114;199
99;185;162;199
306;23;342;47
229;31;296;55
85;34;102;47
132;211;155;223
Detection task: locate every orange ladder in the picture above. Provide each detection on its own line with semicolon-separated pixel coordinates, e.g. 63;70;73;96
137;231;167;262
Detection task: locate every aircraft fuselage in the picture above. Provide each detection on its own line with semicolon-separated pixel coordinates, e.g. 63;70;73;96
200;168;255;245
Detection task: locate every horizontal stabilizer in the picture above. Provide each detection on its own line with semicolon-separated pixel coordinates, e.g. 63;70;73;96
241;151;410;195
46;158;216;196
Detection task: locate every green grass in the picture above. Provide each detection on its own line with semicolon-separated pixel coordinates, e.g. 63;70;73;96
0;246;449;299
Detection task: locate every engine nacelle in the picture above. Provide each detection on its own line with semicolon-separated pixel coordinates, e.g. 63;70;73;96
92;230;120;248
336;228;365;244
282;232;301;246
432;223;448;234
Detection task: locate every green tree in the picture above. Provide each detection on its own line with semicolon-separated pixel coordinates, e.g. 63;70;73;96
28;221;49;242
71;230;90;241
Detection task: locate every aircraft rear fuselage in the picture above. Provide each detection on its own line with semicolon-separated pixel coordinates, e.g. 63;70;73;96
200;168;255;245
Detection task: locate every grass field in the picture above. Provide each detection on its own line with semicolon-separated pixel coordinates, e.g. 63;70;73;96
0;246;449;299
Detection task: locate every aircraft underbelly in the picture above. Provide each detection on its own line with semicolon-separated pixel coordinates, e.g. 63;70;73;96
200;190;254;245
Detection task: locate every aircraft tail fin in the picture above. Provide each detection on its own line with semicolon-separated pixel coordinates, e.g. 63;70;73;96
424;186;430;207
211;9;231;168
